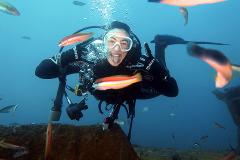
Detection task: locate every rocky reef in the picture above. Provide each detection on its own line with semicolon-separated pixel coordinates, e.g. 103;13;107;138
0;123;139;160
0;123;239;160
134;145;235;160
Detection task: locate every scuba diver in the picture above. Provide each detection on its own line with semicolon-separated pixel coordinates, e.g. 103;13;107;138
36;21;225;139
35;21;178;139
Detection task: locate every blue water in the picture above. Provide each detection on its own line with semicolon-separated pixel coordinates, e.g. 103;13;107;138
0;0;239;151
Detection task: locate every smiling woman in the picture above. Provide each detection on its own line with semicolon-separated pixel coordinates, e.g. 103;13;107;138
104;28;132;66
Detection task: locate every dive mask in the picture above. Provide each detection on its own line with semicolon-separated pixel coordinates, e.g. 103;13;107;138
103;33;133;52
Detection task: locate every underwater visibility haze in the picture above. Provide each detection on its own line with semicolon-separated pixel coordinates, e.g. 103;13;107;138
0;0;240;157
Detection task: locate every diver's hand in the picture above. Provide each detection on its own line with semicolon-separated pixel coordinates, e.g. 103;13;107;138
126;42;170;81
144;42;154;59
126;43;155;71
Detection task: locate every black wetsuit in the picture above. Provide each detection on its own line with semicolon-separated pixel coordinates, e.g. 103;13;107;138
35;39;178;105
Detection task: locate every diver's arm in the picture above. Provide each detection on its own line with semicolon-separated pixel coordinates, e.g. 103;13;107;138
126;42;178;97
35;44;86;79
35;58;80;79
58;44;87;67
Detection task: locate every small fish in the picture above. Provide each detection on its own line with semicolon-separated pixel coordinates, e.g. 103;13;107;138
58;32;93;47
21;36;31;40
200;135;208;141
0;139;28;158
45;122;53;160
0;104;19;113
148;0;225;7
214;122;226;130
187;43;232;88
193;142;200;148
0;0;20;16
72;1;86;6
13;149;29;158
93;73;142;90
169;112;176;117
179;7;188;26
142;107;149;112
0;139;25;150
171;133;175;140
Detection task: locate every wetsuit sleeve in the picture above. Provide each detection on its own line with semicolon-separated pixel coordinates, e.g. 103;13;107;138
143;60;179;97
58;44;87;67
35;44;86;79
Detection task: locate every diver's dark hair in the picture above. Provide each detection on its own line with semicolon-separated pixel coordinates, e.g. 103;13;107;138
108;21;131;35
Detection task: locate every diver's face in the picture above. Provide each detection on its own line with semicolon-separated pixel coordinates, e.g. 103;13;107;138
104;29;132;66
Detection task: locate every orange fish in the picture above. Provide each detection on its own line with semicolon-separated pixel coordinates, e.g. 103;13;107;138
148;0;225;7
45;122;53;160
187;43;232;88
93;73;142;90
58;32;93;47
0;139;25;150
204;57;232;88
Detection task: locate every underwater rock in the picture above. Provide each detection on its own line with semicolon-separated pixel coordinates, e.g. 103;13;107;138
212;86;240;128
0;123;140;160
212;85;240;155
133;144;238;160
172;153;182;160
